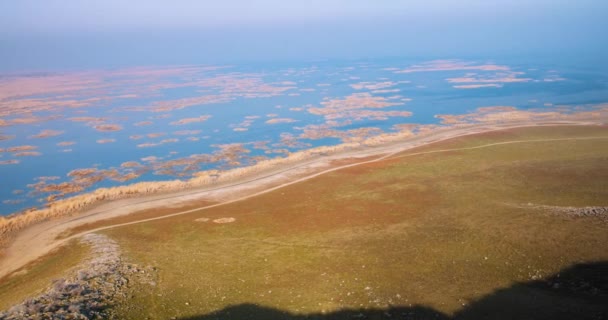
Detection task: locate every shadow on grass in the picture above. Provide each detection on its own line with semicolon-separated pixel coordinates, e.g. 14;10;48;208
179;261;608;320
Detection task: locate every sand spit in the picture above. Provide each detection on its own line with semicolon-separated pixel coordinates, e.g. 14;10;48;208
0;233;153;319
0;119;606;279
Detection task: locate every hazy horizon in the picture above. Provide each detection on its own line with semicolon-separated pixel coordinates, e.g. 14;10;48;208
1;0;607;71
1;3;608;319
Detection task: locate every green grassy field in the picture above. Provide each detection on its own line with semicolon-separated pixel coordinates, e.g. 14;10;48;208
96;125;608;319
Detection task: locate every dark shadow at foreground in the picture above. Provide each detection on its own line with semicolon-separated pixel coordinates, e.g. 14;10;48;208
180;261;608;320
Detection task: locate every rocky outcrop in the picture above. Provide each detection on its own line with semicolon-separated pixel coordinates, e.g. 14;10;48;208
0;234;153;320
563;206;608;218
544;206;608;222
517;204;608;223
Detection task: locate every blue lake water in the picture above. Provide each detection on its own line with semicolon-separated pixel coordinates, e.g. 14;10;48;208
0;58;606;215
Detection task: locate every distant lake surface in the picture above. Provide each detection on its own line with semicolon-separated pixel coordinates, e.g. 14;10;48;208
1;58;606;215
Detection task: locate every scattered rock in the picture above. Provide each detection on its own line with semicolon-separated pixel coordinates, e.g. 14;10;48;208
553;206;608;220
0;233;154;320
521;204;608;222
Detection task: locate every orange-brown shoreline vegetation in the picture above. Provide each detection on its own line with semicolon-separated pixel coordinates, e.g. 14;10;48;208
0;65;214;101
251;140;270;151
0;67;294;137
349;80;409;91
172;130;202;136
162;138;179;144
308;92;407;122
2;199;24;205
0;134;15;141
273;133;311;150
435;105;608;125
453;84;503;89
299;126;387;144
13;151;42;157
0;113;431;234
56;141;76;147
140;156;160;163
1;115;62;127
134;121;153;126
394;60;532;88
230;116;258;131
0;131;399;248
120;161;142;168
67;117;107;124
169;115;212;126
26;166;152;204
446;72;531;85
128;75;295;113
146;132;166;138
1;104;607;251
96;139;116;144
265;118;297;124
0;105;608;252
128;95;231;113
350;81;396;90
29;129;64;139
93;124;123;132
325;110;413;122
1;145;38;153
394;60;510;74
0;72;124;124
150;74;296;97
136;138;179;148
0;160;20;165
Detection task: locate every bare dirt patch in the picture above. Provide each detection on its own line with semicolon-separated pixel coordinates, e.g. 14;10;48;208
213;217;236;224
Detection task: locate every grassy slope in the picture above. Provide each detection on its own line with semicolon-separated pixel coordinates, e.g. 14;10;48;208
93;125;608;318
0;240;87;310
104;125;608;319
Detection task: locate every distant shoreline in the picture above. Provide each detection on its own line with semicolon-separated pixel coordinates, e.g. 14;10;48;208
0;119;606;279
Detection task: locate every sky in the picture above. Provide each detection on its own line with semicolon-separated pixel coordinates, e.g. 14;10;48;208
1;0;607;70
